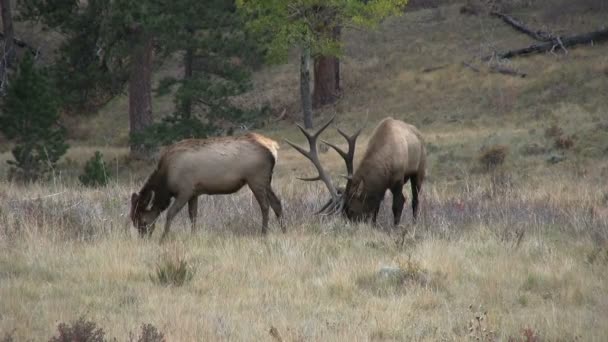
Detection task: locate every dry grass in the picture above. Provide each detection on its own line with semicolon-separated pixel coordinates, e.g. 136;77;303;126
1;1;607;340
0;173;607;341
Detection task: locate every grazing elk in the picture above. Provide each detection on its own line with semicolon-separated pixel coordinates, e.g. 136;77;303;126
130;133;283;241
286;116;426;226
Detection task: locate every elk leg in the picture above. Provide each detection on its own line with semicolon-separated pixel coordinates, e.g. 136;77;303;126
249;185;270;235
267;189;285;233
188;196;199;234
372;204;381;224
391;182;406;226
410;175;422;221
160;195;189;242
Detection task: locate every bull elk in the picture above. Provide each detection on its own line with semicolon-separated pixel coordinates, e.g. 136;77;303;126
130;133;283;241
287;116;426;225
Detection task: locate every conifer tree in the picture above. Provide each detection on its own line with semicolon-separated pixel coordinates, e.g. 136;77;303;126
133;0;266;147
0;55;68;181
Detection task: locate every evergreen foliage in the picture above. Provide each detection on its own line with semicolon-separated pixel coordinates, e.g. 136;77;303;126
18;0;126;114
0;55;68;182
238;0;408;62
79;151;111;187
134;0;268;147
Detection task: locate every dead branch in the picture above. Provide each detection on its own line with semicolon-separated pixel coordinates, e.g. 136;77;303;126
485;28;608;60
462;61;480;72
490;11;554;42
462;61;526;78
421;64;449;73
489;65;527;78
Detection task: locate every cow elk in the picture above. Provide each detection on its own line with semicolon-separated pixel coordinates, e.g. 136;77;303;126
287;116;426;226
130;133;283;241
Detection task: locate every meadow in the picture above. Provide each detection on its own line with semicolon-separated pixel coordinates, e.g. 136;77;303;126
1;1;608;340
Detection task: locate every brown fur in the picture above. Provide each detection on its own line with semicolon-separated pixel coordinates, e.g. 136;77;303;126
130;133;283;240
344;117;426;225
344;117;426;224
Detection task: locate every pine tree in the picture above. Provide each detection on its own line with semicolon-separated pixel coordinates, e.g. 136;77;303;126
133;0;267;147
18;0;125;113
0;55;68;181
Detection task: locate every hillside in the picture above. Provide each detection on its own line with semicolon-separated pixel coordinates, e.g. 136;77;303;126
3;1;606;186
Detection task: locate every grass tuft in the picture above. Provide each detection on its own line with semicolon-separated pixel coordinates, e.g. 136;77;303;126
357;256;445;296
151;255;195;287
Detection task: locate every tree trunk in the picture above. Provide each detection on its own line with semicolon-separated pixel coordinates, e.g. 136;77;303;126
487;27;608;60
312;25;341;108
0;0;14;65
300;46;313;129
179;46;194;118
333;26;341;91
129;31;153;158
313;55;338;108
0;0;15;93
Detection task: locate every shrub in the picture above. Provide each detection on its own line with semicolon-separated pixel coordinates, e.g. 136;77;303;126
508;327;541;342
544;124;563;138
554;135;574;149
467;308;496;342
79;151;111;187
151;255;195;287
129;324;166;342
478;145;508;172
0;54;68;182
48;316;107;342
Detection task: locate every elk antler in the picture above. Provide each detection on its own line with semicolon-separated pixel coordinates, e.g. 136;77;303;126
322;127;361;182
285;117;341;211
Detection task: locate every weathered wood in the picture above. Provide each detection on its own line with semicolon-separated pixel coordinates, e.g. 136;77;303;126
490;11;554;42
486;28;608;60
462;61;480;72
489;65;527;78
421;64;448;73
462;61;526;78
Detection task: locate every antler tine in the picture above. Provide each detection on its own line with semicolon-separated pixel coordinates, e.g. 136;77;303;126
319;197;344;216
323;126;362;179
285;139;312;161
286;116;340;202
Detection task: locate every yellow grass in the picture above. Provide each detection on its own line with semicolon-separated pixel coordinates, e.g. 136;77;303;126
1;174;607;340
1;1;608;340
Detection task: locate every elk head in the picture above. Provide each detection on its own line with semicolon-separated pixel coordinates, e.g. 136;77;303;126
286;117;362;218
130;192;160;236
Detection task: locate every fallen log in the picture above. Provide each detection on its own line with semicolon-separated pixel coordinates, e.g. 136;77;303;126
489;65;527;78
421;64;449;73
485;28;608;60
490;11;554;42
462;61;527;78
